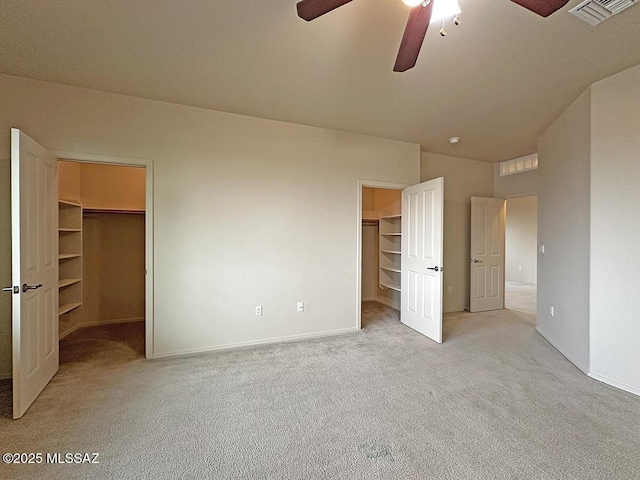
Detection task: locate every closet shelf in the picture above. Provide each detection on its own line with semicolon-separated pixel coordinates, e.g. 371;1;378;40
58;278;81;289
380;267;401;274
58;199;83;329
59;302;82;316
380;282;401;292
83;208;145;215
378;212;402;305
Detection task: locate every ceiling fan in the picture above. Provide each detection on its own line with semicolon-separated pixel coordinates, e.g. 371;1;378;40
296;0;570;72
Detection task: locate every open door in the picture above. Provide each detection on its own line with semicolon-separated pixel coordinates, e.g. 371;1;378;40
401;178;444;343
470;197;505;312
9;129;59;419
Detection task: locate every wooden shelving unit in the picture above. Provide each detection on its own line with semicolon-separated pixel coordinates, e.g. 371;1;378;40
379;214;401;294
58;200;83;317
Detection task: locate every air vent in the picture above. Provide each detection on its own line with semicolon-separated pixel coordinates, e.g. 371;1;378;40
570;0;637;26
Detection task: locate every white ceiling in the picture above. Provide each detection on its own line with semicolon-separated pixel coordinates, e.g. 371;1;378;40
1;0;640;162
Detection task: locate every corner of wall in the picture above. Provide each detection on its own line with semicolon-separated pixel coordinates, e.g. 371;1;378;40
536;85;592;372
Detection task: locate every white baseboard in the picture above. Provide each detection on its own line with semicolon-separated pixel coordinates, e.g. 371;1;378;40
535;326;589;374
588;372;640;397
152;326;358;360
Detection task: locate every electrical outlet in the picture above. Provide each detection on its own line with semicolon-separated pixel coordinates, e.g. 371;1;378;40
297;302;304;312
255;306;262;316
519;266;523;272
550;306;554;317
447;286;453;294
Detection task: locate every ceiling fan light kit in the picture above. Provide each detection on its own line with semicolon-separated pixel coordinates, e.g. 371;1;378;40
296;0;570;71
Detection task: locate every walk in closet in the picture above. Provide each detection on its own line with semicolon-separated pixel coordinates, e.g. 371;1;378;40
361;187;402;310
57;161;146;340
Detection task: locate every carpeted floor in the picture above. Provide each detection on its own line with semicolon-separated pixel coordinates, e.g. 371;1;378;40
505;280;537;314
1;304;639;480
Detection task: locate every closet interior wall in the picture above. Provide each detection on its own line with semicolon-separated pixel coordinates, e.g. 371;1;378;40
362;187;402;310
58;160;146;338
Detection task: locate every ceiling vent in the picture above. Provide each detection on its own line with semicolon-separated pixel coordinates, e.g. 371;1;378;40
570;0;638;26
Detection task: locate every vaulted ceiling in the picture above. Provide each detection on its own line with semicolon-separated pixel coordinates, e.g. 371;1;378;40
1;0;639;161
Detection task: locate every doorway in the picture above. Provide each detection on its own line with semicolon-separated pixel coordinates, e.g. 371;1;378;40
504;196;537;314
360;185;403;330
57;159;149;358
357;181;406;330
53;151;154;359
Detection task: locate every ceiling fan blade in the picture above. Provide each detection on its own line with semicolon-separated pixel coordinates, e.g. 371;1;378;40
297;0;353;21
393;2;435;73
510;0;570;17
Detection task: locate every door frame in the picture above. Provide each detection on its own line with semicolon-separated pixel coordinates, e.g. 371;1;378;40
503;193;538;310
356;180;409;330
53;150;155;358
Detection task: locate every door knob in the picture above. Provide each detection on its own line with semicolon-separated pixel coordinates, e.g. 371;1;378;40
427;266;440;272
22;283;43;293
471;259;483;264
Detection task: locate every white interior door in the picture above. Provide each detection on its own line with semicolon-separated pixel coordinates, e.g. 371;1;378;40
470;197;505;313
10;128;59;419
401;178;444;343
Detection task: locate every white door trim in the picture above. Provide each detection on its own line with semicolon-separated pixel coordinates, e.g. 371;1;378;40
356;180;409;330
52;150;155;359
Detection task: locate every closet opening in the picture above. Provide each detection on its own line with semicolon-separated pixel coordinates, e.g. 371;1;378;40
359;184;403;330
504;195;537;315
57;159;149;363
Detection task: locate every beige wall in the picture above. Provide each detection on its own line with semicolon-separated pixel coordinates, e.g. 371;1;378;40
589;64;640;393
374;189;401;218
361;223;378;301
421;152;494;313
58;160;81;202
505;196;537;284
79;163;145;211
59;160;146;210
537;88;591;372
362;187;379;301
362;187;376;220
537;63;640;395
0;74;419;374
82;212;145;326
